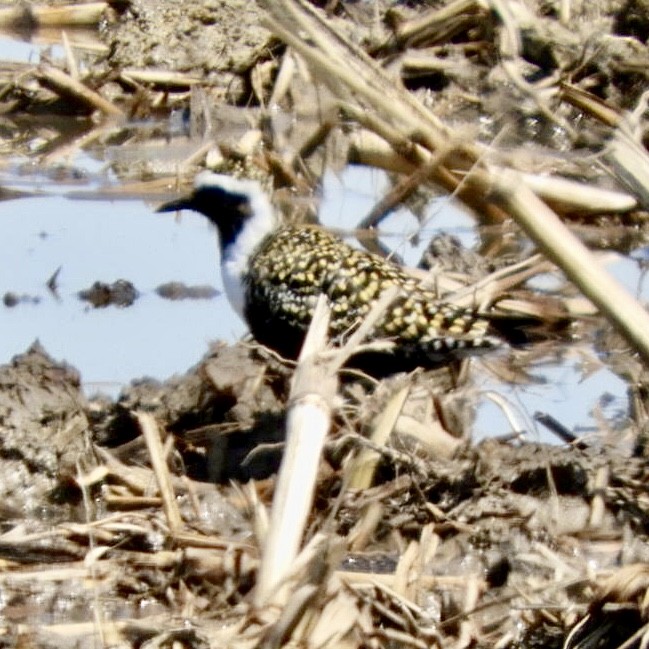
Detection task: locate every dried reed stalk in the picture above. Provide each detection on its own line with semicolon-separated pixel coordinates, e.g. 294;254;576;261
136;412;182;534
0;3;107;28
38;64;124;118
346;385;410;490
255;296;337;606
606;124;649;208
349;129;637;214
121;69;202;89
256;287;405;605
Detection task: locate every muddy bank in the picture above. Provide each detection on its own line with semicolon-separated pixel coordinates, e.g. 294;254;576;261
1;341;649;647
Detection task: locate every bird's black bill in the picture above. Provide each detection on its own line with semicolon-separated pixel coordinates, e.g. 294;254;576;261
156;196;194;213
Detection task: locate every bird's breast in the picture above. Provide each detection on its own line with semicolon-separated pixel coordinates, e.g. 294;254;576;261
221;257;247;320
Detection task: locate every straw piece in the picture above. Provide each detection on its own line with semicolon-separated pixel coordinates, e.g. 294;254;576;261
606;127;649;208
254;297;337;607
268;50;297;107
308;575;362;646
518;171;637;213
0;3;107;28
393;540;419;598
121;68;202;88
262;584;320;648
136;412;183;534
347;501;383;552
589;465;609;529
392;0;483;48
38;64;124;118
394;414;462;459
261;0;466;154
351;129;637;215
61;31;79;80
559;81;621;127
347;385;410;490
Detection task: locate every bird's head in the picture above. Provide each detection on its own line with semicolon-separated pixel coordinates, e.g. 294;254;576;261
156;172;276;252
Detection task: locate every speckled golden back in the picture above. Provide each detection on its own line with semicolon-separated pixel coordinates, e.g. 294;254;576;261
243;225;494;362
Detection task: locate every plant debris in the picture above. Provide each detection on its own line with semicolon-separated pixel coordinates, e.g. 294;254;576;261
2;0;649;647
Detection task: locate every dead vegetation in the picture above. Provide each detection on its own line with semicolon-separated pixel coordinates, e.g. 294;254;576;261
2;0;649;647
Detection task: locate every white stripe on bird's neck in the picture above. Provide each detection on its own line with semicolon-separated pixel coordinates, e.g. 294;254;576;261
207;176;277;320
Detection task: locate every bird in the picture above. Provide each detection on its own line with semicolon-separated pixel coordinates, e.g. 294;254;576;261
157;172;508;374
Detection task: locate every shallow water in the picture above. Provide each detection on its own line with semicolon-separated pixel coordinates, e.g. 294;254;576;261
0;164;472;389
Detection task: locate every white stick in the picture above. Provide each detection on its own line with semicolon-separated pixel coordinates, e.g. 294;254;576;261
255;297;337;607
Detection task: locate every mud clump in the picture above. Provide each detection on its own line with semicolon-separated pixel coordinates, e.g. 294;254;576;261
101;0;273;102
155;281;219;300
0;342;87;515
78;279;138;308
